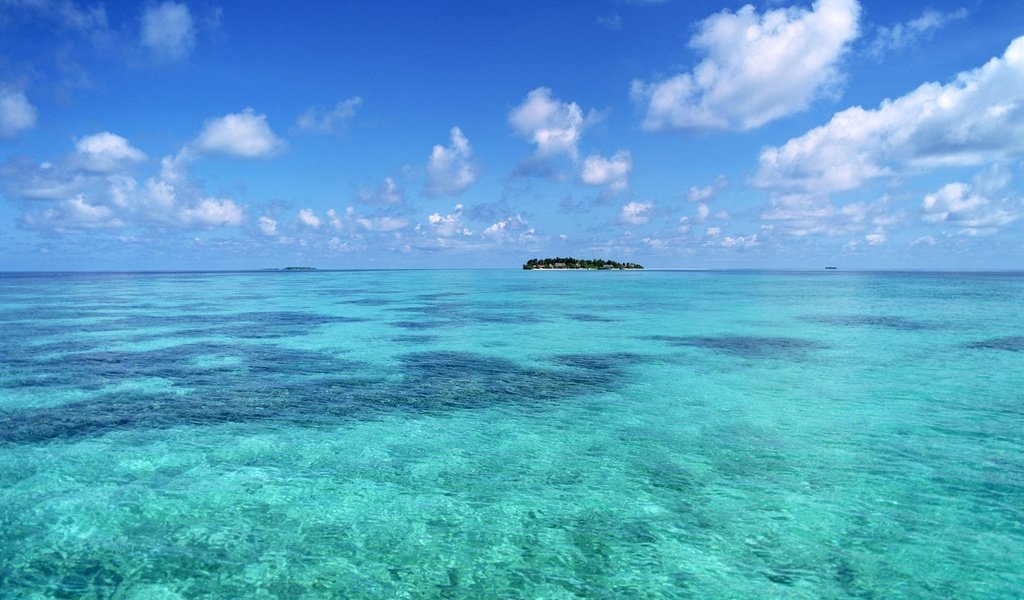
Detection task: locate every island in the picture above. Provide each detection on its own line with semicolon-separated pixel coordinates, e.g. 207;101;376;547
523;257;644;270
260;266;318;271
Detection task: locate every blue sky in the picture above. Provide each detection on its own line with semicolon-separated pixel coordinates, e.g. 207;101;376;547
1;0;1022;270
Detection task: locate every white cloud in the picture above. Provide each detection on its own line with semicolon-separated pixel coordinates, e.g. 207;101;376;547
509;87;597;159
195;108;285;158
178;198;244;227
0;86;37;138
482;214;533;241
706;226;721;237
619;201;652;225
326;208;343;230
140;1;196;62
72;132;147;172
357;177;404;205
687;175;727;202
258;216;278;236
423;202;471;235
756;35;1024;194
632;0;860;131
920;169;1019;235
296;97;362;134
22;195;123;230
0;160;86;200
328;237;352;252
10;134;250;232
721;233;758;248
580;150;632;192
4;0;108;33
761;194;899;237
864;231;886;246
297;208;321;228
424;126;478;197
695;202;710;222
355;215;409;232
868;8;967;58
427;203;471;237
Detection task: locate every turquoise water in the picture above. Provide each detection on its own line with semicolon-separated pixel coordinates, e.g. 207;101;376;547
1;270;1022;598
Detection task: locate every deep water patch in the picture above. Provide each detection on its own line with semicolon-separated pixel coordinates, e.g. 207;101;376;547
0;348;641;444
964;336;1024;352
645;335;825;359
799;314;939;331
566;314;618;323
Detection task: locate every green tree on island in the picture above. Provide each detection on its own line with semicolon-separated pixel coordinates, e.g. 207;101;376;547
523;257;643;270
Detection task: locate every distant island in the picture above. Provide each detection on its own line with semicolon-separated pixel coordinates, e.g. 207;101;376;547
260;266;318;271
523;257;644;270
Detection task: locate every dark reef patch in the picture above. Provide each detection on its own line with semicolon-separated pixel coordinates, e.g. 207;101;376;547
800;314;939;331
389;334;438;344
470;313;544;325
338;298;394;306
389;320;454;330
964;336;1024;352
551;353;650;372
645;335;825;359
1;346;639;444
566;314;618;323
0;311;368;343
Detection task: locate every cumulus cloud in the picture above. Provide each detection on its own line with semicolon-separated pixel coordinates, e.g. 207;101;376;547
258;215;278;236
0;86;37;138
694;202;710;222
357;177;404;205
195;108;285;158
22;195;123;230
2;0;108;33
619;201;652;225
864;231;886;246
755;35;1024;194
426;204;471;237
296;97;362;134
178;198;243;227
355;215;409;232
687;175;727;202
632;0;860;131
921;169;1019;236
297;208;321;228
580;150;632;192
721;233;758;248
482;214;533;240
7;128;250;232
424;126;478;197
71;132;147;172
509;87;598;159
326;208;343;230
140;1;196;62
0;160;87;200
761;194;899;237
868;8;967;58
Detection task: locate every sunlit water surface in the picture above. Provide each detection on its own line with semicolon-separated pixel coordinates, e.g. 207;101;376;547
1;270;1022;598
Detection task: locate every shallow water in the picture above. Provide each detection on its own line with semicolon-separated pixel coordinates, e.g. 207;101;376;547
1;270;1022;597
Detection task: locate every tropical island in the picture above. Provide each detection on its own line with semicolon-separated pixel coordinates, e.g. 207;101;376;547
523;257;644;270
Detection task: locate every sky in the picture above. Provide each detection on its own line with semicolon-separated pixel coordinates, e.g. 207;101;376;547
1;0;1023;270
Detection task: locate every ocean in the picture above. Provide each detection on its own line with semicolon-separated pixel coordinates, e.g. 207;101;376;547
1;270;1022;597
